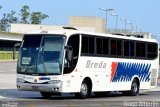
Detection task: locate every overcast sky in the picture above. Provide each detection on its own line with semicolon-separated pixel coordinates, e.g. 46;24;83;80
0;0;160;40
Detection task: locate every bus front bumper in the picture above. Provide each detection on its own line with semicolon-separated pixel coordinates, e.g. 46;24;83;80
17;82;62;93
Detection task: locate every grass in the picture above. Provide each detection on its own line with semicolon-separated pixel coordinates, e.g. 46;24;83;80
0;51;18;60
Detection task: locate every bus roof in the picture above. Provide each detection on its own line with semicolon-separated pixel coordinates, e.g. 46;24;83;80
26;29;158;43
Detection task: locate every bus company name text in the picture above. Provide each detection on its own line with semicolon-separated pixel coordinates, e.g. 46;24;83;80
86;60;107;69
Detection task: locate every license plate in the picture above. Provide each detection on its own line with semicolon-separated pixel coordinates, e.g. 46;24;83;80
22;57;31;65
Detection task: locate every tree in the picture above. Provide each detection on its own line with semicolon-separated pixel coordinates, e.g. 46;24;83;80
0;5;49;31
0;6;2;10
7;10;18;23
30;12;49;24
0;14;8;31
20;5;30;24
0;10;18;31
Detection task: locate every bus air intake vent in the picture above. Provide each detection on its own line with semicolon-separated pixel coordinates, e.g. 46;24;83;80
112;33;126;36
150;69;158;86
63;27;77;30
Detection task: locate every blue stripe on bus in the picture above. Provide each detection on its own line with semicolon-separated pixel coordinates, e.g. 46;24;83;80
39;77;51;80
111;62;151;82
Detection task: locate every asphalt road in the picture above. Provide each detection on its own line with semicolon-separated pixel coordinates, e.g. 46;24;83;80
0;61;160;107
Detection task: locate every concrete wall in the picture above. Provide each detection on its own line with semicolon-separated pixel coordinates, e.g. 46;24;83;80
69;16;105;33
10;24;96;33
11;24;64;33
0;31;22;41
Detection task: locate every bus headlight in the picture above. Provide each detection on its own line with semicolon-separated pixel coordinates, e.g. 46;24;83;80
48;80;61;84
17;78;25;83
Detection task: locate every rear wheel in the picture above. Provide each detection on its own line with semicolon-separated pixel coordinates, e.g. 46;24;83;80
75;80;91;99
123;79;139;96
130;79;139;96
40;92;52;98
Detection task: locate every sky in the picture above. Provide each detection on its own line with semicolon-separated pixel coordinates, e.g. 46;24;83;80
0;0;160;40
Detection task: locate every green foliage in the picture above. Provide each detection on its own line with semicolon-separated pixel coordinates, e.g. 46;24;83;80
30;12;49;24
7;10;18;23
0;5;49;31
0;10;18;31
0;14;8;31
0;6;2;10
20;5;30;24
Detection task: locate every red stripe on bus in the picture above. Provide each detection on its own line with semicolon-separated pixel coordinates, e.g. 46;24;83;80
110;62;118;82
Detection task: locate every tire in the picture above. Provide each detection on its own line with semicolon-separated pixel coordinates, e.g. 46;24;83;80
40;92;52;98
123;79;139;96
75;81;91;99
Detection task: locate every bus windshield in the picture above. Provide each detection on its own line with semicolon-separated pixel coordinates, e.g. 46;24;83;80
17;34;66;75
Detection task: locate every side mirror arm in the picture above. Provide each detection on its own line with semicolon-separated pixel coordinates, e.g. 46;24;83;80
64;46;73;67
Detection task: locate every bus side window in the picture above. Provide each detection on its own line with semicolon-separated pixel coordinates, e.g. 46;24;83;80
81;35;95;55
96;37;109;56
81;36;88;54
96;38;103;55
136;42;146;58
64;35;80;74
103;38;109;55
111;39;122;56
147;43;158;59
124;41;135;57
111;40;117;55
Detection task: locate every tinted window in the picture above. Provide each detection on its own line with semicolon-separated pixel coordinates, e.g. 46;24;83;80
103;38;109;55
82;36;88;53
96;38;103;54
124;41;135;57
89;37;94;54
111;39;122;56
23;35;42;47
147;43;158;59
136;42;146;58
81;35;95;55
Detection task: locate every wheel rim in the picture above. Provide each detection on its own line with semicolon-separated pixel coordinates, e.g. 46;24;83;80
81;83;88;96
132;82;138;93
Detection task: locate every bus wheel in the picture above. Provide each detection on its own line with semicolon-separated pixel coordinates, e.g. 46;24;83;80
123;79;139;96
130;79;139;96
40;92;52;98
75;81;90;99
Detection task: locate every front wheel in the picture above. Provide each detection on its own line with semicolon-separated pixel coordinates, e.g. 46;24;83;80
40;92;52;98
75;81;91;99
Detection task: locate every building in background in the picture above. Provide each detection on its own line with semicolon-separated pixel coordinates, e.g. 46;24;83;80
0;31;22;60
69;16;105;33
10;23;96;33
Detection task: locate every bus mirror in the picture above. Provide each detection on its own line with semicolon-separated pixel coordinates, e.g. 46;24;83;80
67;50;73;62
65;46;73;62
13;43;21;59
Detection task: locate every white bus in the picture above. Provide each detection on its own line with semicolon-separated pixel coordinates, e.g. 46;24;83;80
17;27;159;98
